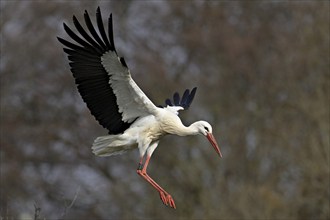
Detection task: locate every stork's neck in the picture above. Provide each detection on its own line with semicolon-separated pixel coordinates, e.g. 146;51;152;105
175;122;200;136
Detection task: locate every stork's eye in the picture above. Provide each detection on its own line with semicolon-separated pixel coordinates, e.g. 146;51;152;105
204;126;209;132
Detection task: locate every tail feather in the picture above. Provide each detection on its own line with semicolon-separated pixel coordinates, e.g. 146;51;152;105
92;135;136;156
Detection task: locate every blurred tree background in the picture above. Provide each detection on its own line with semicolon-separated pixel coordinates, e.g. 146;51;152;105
1;1;329;219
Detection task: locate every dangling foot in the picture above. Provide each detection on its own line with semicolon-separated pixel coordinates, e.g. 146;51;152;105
159;191;176;209
137;169;176;209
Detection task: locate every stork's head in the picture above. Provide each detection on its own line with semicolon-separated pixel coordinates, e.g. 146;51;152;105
195;121;222;158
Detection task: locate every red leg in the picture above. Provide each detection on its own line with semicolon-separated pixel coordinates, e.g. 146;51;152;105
137;155;176;209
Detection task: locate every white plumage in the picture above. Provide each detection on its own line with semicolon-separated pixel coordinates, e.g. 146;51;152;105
102;51;158;123
58;7;222;209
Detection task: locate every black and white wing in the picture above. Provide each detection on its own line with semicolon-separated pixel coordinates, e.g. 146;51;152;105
163;87;197;111
58;7;158;134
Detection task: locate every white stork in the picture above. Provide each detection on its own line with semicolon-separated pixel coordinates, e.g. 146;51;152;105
58;7;222;209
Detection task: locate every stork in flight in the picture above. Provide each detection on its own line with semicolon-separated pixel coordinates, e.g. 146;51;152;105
58;7;222;209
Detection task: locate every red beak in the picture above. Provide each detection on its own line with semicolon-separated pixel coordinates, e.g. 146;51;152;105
206;133;222;158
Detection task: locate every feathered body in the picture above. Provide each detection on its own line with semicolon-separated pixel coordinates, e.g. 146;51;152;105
92;106;209;157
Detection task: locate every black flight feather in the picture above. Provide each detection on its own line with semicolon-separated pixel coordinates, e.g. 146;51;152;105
72;15;103;52
120;57;128;68
108;14;117;54
84;10;107;50
96;7;112;49
162;87;197;110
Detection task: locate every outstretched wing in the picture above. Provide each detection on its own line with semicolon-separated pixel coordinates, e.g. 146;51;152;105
163;87;197;110
58;7;158;134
